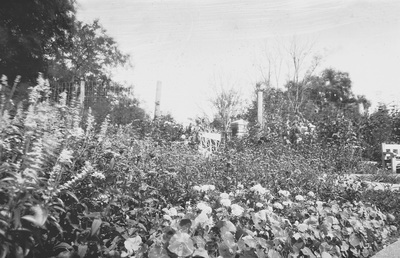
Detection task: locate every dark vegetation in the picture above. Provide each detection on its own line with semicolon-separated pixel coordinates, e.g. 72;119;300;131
1;1;400;257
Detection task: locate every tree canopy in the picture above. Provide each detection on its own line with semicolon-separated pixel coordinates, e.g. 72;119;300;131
0;0;76;81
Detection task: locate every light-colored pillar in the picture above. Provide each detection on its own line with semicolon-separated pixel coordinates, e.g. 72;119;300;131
80;81;85;107
257;89;263;127
154;81;162;119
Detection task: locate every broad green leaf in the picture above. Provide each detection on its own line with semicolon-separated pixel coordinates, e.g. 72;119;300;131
349;233;361;247
301;247;316;258
267;249;281;258
90;219;102;237
77;245;88;258
148;244;169;258
293;233;302;240
219;242;234;258
297;223;308;232
21;205;48;226
321;252;332;258
192;248;209;258
168;232;194;257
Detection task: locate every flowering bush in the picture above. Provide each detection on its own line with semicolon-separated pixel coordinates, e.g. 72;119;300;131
0;75;399;258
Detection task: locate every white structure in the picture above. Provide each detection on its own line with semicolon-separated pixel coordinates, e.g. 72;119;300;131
382;143;400;173
199;132;221;154
231;119;248;137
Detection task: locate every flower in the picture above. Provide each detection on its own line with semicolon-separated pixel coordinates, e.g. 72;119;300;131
282;200;292;206
70;127;84;138
91;171;105;179
251;184;268;195
278;190;290;198
237;183;244;189
124;236;142;255
273;202;284;210
307;191;315;198
220;198;232;207
230;204;244;216
193;186;201;191
200;185;215;192
59;149;73;164
295;195;305;202
220;192;229;199
197;202;212;214
163;214;172;221
163;207;178;217
256;202;263;208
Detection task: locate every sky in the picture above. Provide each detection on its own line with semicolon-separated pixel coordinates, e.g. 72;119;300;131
76;0;400;123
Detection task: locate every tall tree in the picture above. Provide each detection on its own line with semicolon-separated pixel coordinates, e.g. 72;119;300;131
0;0;76;81
49;20;130;83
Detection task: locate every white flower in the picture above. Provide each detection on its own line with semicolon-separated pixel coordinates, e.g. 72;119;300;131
163;214;172;221
282;200;292;206
237;183;244;189
220;193;229;199
193;211;214;228
91;171;105;180
307;191;315;198
278;190;290;198
230;204;244;216
193;186;201;191
124;236;142;254
200;184;215;192
59;149;73;164
256;202;263;208
295;195;305;202
251;184;268;195
273;202;284;210
70;127;84;138
197;202;212;214
220;198;232;207
164;207;178;217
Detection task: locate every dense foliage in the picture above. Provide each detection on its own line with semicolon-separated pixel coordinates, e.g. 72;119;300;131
1;76;400;258
0;0;76;80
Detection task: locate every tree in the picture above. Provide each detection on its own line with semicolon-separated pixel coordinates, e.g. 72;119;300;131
209;80;243;139
49;20;130;83
0;0;76;81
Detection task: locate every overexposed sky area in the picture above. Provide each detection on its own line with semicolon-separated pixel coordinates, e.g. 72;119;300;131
77;0;400;123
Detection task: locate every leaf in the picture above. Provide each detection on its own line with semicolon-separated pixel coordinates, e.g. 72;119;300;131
90;219;102;237
64;191;80;203
243;235;257;249
192;248;209;258
297;223;308;232
21;205;48;226
77;245;88;258
168;232;194;257
219;242;234;258
148;244;169;258
54;242;73;251
321;251;332;258
349;233;361;247
293;233;302;240
267;249;281;258
301;247;316;258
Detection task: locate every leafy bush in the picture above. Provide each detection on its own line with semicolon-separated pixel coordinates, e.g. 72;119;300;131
1;75;399;258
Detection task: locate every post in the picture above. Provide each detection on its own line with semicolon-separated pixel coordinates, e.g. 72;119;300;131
358;102;365;115
257;89;263;127
154;81;162;119
80;81;85;107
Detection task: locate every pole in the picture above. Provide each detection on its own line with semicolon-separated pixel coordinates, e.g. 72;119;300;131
257;89;263;127
80;80;85;108
154;81;162;119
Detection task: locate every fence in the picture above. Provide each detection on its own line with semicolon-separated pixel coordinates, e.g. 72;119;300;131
49;80;135;109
